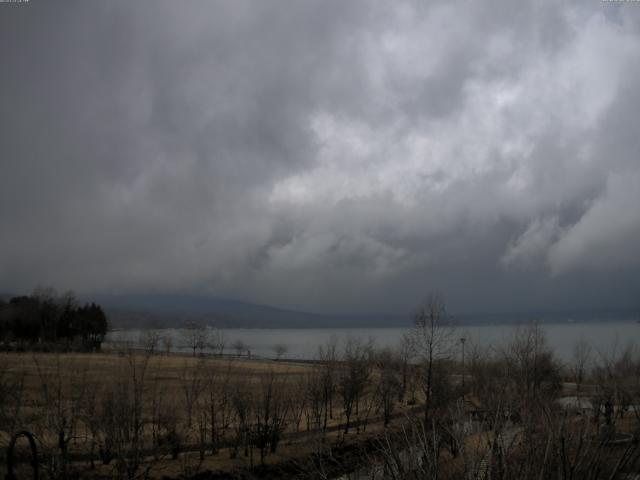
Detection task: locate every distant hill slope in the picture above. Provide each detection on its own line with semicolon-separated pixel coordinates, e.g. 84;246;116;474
83;294;412;329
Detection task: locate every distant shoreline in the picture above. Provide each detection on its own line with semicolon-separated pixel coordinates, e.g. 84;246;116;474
108;317;639;331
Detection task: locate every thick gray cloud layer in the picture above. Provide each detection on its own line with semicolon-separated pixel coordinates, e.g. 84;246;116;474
1;0;639;314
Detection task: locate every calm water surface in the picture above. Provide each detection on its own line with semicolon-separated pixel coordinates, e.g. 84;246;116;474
107;321;640;362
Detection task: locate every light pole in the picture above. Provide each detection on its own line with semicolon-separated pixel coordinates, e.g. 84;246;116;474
460;337;466;401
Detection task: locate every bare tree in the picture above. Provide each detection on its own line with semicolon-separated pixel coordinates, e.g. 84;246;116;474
180;358;206;430
571;338;592;393
33;354;86;478
232;339;247;357
338;337;373;434
396;333;415;403
0;360;25;436
139;329;161;355
304;368;326;432
207;327;225;356
123;351;151;478
148;369;168;459
203;359;234;454
503;323;561;412
593;340;637;426
272;343;288;360
467;342;509;411
230;377;252;460
78;376;103;469
182;321;209;356
317;336;338;429
411;293;454;425
252;369;291;464
161;334;173;355
631;346;640;422
94;351;151;478
288;374;308;433
374;348;401;426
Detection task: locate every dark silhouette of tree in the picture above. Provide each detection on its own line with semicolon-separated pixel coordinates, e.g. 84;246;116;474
0;289;108;350
338;337;373;434
272;343;288;360
182;321;209;356
412;293;454;426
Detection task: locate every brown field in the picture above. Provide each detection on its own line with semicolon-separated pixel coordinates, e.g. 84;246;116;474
2;331;639;480
0;351;418;479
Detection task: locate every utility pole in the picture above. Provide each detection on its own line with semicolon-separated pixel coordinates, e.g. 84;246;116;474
460;337;466;401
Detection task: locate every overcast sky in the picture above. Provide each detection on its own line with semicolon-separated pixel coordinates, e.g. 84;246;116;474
1;0;639;314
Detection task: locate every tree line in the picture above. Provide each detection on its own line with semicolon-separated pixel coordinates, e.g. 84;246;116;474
0;287;108;350
0;294;639;479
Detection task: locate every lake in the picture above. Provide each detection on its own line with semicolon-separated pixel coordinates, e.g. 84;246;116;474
106;320;640;363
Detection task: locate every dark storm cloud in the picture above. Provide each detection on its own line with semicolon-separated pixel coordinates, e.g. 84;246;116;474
1;0;639;314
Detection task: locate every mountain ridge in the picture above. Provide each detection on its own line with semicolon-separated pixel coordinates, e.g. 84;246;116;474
78;293;638;329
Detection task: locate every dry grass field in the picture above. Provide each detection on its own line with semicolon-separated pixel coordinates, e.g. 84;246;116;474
2;327;640;480
0;351;420;479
